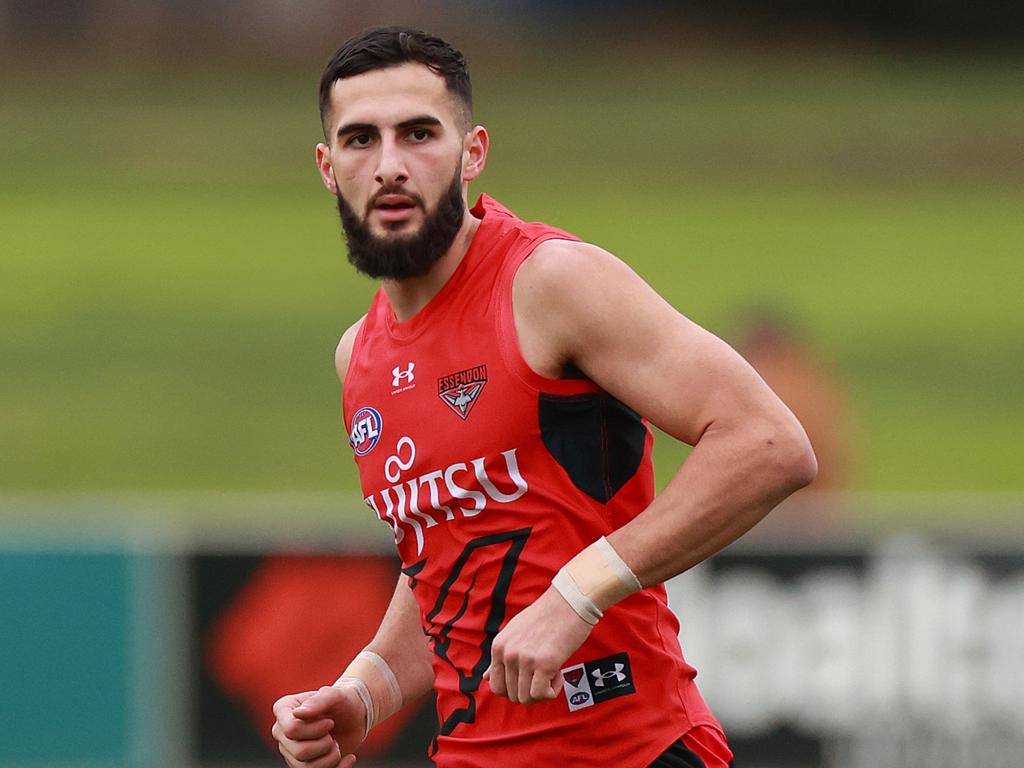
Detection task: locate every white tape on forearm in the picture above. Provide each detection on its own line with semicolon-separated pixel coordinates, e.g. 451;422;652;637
333;650;403;734
594;536;643;593
358;650;403;710
552;536;643;625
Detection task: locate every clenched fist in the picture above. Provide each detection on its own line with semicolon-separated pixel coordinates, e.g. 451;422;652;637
271;686;366;768
486;585;594;704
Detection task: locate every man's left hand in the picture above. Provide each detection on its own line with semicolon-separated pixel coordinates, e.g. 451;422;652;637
486;585;594;704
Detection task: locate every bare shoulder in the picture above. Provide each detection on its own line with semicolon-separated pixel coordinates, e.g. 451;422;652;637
334;315;367;384
516;238;628;293
516;238;657;319
514;238;641;329
513;238;656;379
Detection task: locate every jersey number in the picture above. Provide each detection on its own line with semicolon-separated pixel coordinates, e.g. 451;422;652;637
414;528;531;754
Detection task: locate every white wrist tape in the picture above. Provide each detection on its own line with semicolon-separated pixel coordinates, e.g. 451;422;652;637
333;650;403;736
332;676;373;739
551;536;643;625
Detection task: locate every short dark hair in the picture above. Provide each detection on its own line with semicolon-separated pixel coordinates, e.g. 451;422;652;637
319;26;473;136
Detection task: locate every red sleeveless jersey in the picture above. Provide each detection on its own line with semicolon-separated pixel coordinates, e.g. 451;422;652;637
343;195;722;767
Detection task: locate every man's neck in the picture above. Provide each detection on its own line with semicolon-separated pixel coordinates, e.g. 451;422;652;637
381;208;482;323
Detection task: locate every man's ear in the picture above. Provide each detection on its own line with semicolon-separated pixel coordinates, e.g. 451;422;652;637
315;143;338;193
462;126;489;182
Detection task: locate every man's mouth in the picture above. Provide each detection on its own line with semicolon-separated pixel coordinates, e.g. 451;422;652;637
374;194;417;211
370;194;420;226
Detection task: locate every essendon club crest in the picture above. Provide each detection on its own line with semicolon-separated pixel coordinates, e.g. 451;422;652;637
437;364;487;420
564;667;585;688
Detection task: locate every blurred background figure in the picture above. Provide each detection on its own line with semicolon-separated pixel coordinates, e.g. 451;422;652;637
733;308;859;530
736;309;855;495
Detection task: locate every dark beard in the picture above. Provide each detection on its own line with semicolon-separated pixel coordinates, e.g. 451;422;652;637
335;164;465;280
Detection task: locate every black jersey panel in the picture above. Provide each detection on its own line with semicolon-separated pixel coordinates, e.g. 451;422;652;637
538;392;646;503
646;739;710;768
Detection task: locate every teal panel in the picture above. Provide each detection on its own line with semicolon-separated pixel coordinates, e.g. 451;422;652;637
0;551;130;763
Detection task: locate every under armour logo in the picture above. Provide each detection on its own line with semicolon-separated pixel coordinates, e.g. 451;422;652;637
591;663;626;687
392;363;415;387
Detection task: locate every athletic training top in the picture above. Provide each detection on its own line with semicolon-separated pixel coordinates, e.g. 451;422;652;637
343;195;721;767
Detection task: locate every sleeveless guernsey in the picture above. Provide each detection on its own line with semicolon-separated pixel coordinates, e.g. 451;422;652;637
343;195;722;767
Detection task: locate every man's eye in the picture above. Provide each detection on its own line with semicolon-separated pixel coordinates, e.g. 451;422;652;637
409;128;431;142
348;134;372;147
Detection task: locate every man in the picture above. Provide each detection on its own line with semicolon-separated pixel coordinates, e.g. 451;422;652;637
272;26;816;768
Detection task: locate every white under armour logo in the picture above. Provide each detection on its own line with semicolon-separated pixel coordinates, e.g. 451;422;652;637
591;663;626;687
392;363;415;387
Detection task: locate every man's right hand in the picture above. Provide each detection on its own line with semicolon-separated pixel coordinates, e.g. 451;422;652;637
272;686;367;768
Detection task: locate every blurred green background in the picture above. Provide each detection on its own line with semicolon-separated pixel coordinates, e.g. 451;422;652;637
2;4;1022;517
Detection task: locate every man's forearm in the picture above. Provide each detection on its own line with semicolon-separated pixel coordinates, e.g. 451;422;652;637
361;574;435;709
609;412;816;588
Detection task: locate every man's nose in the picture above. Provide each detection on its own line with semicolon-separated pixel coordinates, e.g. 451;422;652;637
374;135;408;187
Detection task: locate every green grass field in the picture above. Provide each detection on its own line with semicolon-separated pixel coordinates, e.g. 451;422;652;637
2;54;1022;501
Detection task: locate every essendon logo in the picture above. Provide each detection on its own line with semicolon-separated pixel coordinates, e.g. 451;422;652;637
437;364;487;420
564;668;585;688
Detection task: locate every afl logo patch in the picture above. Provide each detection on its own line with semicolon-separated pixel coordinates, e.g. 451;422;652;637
349;407;383;456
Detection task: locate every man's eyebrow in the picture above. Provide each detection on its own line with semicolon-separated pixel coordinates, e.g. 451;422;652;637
336;122;377;138
396;115;442;130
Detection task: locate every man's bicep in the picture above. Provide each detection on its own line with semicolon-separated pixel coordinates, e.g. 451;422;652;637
524;241;779;444
581;290;770;442
584;308;780;445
